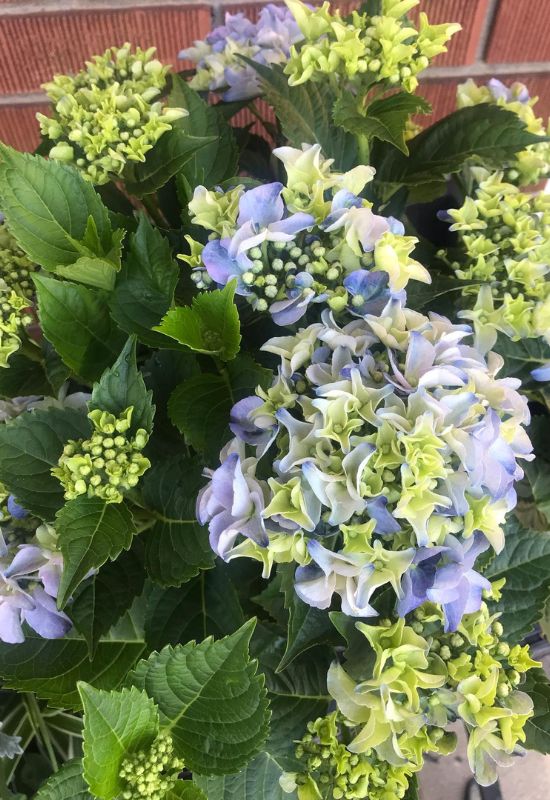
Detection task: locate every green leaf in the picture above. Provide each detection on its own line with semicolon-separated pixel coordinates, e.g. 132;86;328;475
34;274;125;383
90;336;155;435
0;407;90;520
124;129;216;196
141;455;214;586
170;76;239;189
0;633;145;709
144;561;245;649
523;416;550;526
334;92;431;154
167;785;207;800
109;216;180;347
194;753;290;800
405;275;481;314
277;564;339;671
70;541;145;657
0;351;51;398
128;619;270;775
242;61;357;170
374;105;547;186
0;145;119;279
168;353;271;462
155;282;241;361
80;684;159;800
35;759;92;800
55;498;137;608
523;667;550;753
485;517;550;642
492;334;550;389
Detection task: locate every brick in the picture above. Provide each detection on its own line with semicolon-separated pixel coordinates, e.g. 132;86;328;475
486;0;550;63
0;103;45;151
418;79;460;122
222;0;489;66
0;5;212;94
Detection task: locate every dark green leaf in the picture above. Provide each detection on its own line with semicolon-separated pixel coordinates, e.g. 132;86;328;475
523;667;550;753
90;336;155;435
109;216;180;347
145;561;245;649
70;541;145;657
0;406;90;520
334;92;431;154
155;282;241;361
493;334;550;388
80;684;159;800
242;61;357;170
374;105;547;186
0;145;118;279
55;498;137;608
34;759;92;800
485;517;550;642
168;353;271;462
34;274;124;383
277;564;339;671
170;76;239;189
523;416;550;526
124;129;216;196
0;352;51;398
194;753;290;800
141;456;214;586
0;633;146;709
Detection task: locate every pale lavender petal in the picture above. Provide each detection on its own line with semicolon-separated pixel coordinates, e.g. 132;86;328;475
23;587;72;639
238;182;284;227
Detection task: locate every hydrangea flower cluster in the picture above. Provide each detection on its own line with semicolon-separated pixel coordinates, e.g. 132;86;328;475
52;406;150;503
37;43;187;184
283;0;460;94
0;522;70;644
198;300;532;632
186;143;430;325
180;4;303;101
119;732;184;800
328;600;538;787
280;711;414;799
443;171;550;353
457;78;550;186
0;223;36;368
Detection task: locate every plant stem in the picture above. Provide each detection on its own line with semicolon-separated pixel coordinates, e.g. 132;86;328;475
24;693;58;772
141;194;170;228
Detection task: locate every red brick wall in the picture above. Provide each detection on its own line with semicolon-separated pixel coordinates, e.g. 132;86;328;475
0;0;549;151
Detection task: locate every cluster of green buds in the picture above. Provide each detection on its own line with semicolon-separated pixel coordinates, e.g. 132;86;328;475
280;712;414;800
37;43;187;184
445;171;550;352
328;592;538;788
52;406;150;503
0;224;36;368
284;0;460;94
119;732;184;800
457;79;550;186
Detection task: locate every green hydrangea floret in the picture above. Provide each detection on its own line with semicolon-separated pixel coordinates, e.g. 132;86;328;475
119;732;184;800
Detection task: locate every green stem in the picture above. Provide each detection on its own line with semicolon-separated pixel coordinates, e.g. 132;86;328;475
24;693;58;772
356;133;370;165
141;194;169;228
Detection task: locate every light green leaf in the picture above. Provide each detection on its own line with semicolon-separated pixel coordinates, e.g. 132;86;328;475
128;619;270;775
242;60;357;170
374;105;547;186
144;561;245;649
0;145;118;273
90;336;155;435
70;540;145;657
0;633;145;709
34;274;125;382
485;516;550;642
168;353;271;462
109;215;179;346
80;683;159;800
334;92;431;154
170;76;239;189
155;282;241;361
0;407;90;520
124;129;216;196
55;498;137;608
194;753;290;800
166;784;207;800
35;759;92;800
141;456;214;586
523;667;550;753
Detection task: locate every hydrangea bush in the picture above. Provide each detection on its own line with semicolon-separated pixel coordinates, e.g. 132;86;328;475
0;1;549;798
